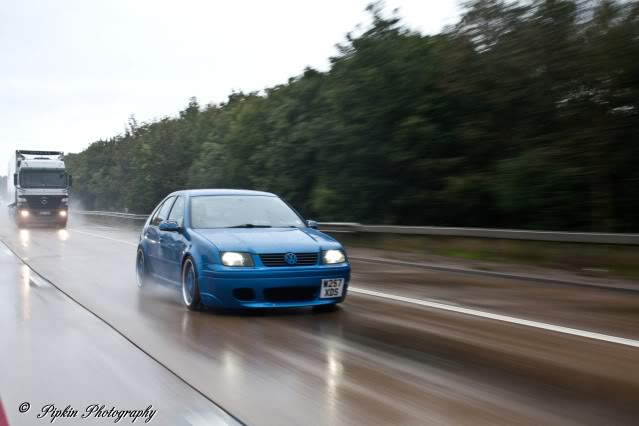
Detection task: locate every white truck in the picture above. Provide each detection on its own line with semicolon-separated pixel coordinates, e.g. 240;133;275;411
8;150;73;228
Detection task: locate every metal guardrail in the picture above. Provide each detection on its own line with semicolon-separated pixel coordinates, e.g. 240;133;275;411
73;211;639;245
74;210;148;220
323;223;639;245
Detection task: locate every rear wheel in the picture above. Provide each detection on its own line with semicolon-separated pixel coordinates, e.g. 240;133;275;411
136;248;150;288
182;258;202;310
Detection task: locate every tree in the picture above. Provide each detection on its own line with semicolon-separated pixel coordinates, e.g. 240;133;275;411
64;1;639;231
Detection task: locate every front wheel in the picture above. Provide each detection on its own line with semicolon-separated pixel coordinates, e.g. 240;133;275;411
136;248;150;288
181;258;202;310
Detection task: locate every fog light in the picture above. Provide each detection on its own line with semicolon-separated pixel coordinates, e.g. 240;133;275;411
20;210;29;217
59;211;67;217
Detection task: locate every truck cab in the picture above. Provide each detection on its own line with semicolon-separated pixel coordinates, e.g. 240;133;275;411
9;150;72;228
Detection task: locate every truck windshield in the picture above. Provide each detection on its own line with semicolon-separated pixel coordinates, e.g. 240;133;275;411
20;170;67;188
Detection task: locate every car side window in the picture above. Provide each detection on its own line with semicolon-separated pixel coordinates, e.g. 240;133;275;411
148;201;166;227
152;197;175;226
167;196;185;227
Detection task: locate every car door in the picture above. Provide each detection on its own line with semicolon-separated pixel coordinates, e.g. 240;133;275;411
143;200;165;271
145;196;175;276
158;196;186;283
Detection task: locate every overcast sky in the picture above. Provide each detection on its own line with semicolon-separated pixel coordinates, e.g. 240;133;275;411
0;0;459;175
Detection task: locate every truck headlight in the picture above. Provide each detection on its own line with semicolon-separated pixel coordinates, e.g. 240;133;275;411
59;211;67;217
221;252;254;267
323;249;346;264
20;210;30;217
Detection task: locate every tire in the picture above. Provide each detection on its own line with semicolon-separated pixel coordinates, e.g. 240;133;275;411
181;258;202;310
136;248;150;288
313;303;339;313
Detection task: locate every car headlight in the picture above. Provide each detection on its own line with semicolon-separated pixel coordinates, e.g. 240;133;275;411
323;249;346;264
221;252;254;267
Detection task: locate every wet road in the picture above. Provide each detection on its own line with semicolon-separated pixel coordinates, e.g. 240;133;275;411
0;243;237;426
1;215;638;425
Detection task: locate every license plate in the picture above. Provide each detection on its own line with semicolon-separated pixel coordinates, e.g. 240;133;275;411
39;211;51;216
320;278;344;298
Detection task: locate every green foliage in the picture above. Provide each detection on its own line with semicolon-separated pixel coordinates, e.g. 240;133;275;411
65;1;639;231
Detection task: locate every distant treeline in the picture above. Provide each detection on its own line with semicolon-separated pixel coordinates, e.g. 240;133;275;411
66;1;639;231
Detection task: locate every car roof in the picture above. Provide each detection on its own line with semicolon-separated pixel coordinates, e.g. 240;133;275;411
168;189;277;197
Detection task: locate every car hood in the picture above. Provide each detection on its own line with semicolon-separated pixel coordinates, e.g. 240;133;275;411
193;228;340;253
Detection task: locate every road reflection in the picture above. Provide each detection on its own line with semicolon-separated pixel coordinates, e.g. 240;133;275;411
57;229;69;241
223;348;240;377
19;229;29;248
326;345;343;416
20;264;30;320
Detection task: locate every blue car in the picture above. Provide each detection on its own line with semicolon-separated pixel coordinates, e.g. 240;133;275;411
135;189;350;311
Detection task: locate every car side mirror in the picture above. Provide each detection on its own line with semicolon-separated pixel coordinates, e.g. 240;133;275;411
68;174;73;187
307;220;318;229
13;174;17;186
159;220;180;232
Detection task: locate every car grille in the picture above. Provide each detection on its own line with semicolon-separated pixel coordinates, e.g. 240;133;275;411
259;253;319;267
263;286;318;302
24;195;63;210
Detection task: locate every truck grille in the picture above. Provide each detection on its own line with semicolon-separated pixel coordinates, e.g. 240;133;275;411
259;253;319;267
24;195;63;210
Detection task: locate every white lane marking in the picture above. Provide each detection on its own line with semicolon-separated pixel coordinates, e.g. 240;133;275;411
350;287;639;348
68;228;137;246
65;227;639;348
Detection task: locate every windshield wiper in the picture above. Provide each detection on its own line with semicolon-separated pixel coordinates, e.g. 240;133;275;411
226;224;272;228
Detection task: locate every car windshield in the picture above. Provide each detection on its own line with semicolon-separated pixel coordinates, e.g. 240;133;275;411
190;195;305;229
20;170;67;188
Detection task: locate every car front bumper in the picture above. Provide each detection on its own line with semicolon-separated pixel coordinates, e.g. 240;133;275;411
200;263;351;308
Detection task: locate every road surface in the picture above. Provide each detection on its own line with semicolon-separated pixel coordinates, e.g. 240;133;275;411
0;214;637;425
